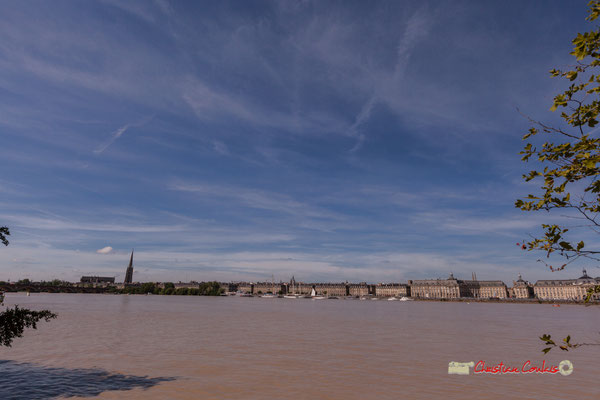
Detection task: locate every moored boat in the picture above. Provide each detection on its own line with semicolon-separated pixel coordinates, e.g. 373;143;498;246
310;288;326;300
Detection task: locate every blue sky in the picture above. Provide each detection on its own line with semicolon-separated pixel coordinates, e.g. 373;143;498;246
0;0;596;283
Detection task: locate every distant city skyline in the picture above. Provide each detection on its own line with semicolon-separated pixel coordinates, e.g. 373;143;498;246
1;0;597;283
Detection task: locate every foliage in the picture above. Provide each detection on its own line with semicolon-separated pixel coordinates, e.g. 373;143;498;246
539;334;580;354
0;226;9;246
198;281;224;296
39;279;72;287
118;281;223;296
0;306;57;347
516;1;600;352
517;0;600;269
0;225;57;347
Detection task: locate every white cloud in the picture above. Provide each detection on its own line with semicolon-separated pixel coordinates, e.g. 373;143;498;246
169;180;343;220
94;124;131;154
96;246;113;254
94;117;152;154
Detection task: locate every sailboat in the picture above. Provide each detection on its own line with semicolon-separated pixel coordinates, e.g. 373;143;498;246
311;287;326;300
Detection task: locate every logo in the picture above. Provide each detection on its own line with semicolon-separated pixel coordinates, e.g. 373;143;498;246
448;360;573;376
448;361;474;375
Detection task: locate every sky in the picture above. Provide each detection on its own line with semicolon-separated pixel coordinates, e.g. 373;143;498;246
0;0;597;284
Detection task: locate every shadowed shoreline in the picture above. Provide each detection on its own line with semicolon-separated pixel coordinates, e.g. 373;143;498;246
0;360;175;399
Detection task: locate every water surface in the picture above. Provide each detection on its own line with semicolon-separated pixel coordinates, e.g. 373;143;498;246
1;293;598;399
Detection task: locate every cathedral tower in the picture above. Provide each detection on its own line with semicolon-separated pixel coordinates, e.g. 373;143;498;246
124;250;134;284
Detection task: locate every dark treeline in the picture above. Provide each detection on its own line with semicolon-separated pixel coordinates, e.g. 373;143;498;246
1;281;225;296
0;279;73;287
113;281;224;296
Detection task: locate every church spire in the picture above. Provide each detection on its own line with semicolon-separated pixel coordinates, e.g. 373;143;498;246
124;249;134;284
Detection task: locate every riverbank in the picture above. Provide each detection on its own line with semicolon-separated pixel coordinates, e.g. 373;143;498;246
2;286;598;305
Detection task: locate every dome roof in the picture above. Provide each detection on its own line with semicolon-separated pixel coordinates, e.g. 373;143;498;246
576;269;596;284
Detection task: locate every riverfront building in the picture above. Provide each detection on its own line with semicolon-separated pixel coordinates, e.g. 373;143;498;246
409;274;509;299
219;282;238;293
313;283;347;296
348;283;371;297
509;274;534;299
462;280;508;299
409;274;465;299
533;269;600;301
149;270;598;302
287;277;313;295
374;283;410;297
237;282;253;294
253;281;285;294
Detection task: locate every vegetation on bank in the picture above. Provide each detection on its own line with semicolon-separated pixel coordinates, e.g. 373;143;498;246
1;280;225;296
115;281;224;296
0;306;57;347
0;226;57;347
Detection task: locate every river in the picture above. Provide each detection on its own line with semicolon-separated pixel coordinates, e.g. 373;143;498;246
0;293;598;399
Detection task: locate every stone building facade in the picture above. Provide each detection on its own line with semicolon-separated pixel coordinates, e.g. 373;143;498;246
374;283;410;297
253;282;285;294
313;283;347;296
287;277;313;295
534;269;599;301
219;282;238;293
237;283;253;294
409;274;465;299
461;280;508;299
509;274;534;299
348;283;370;297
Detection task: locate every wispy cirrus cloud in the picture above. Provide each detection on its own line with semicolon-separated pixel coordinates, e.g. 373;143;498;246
169;180;343;220
94;117;152;154
0;0;588;284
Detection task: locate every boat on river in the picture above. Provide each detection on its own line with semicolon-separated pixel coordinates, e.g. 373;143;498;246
310;288;326;300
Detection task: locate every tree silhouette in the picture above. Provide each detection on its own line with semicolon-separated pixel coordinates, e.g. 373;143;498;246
0;226;57;347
